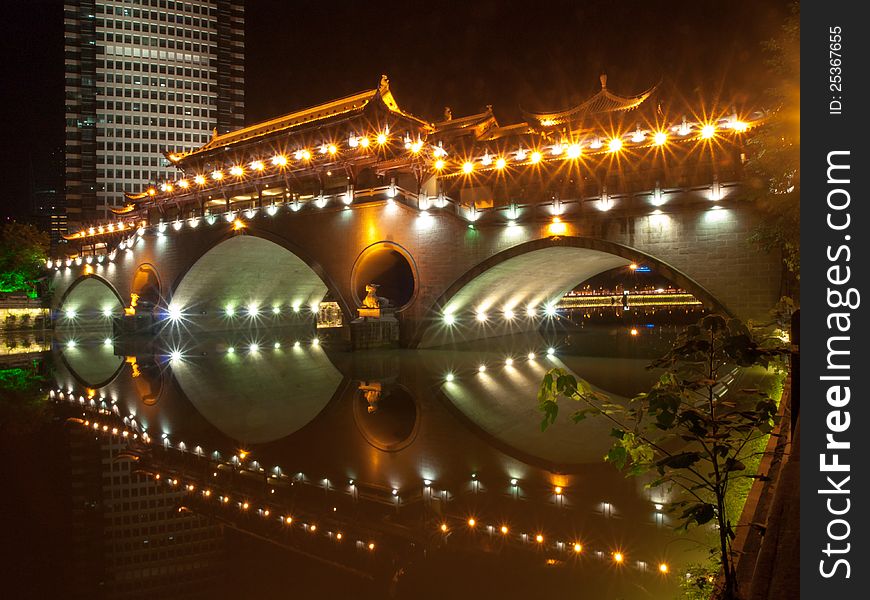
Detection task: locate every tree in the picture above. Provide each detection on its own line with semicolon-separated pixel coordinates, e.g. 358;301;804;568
0;222;49;297
0;363;49;437
538;315;787;599
746;2;800;296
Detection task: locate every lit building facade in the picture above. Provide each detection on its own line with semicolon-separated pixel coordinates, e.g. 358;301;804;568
63;0;244;231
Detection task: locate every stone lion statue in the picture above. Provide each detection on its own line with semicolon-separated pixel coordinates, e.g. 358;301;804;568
363;284;380;309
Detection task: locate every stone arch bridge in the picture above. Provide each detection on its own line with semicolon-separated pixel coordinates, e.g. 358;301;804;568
50;189;780;348
49;76;780;347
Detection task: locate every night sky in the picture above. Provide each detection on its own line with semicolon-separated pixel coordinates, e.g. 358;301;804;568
0;0;790;219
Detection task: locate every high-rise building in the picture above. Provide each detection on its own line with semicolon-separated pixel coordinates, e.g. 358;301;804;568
28;145;69;249
63;0;244;231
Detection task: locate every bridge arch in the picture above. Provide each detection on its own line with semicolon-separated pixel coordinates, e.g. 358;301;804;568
130;263;162;309
169;230;351;324
413;236;730;348
56;274;125;323
352;383;421;452
171;344;343;444
58;343;126;389
350;241;419;311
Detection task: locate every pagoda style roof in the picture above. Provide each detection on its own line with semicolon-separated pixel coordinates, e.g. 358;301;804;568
523;75;656;129
477;122;535;141
167;75;432;164
432;106;499;140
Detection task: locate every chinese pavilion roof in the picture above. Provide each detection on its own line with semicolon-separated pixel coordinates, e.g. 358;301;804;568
522;74;656;129
166;75;432;165
431;106;499;141
82;74;762;227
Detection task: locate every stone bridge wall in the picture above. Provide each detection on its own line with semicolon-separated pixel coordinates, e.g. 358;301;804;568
50;195;781;346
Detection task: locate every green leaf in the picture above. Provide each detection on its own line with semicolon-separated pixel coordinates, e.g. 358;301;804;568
681;502;716;526
656;452;701;470
605;445;628;469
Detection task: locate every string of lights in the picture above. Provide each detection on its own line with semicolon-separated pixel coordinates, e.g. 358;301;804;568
147;114;755;199
52;384;673;575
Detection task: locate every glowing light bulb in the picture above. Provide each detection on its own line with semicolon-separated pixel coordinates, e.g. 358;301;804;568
475;311;487;322
574;543;583;553
445;372;454;382
530;151;542;163
501;525;509;534
567;144;582;159
654;131;668;146
468;518;476;527
229;165;244;177
444;313;455;325
434;159;445;170
194;175;206;185
462;161;474;174
608;138;623;152
659;563;669;573
503;308;515;320
613;552;624;563
327;143;337;155
548;216;567;236
251;160;265;171
495;157;507;169
212;170;224;180
178;179;189;188
701;124;715;139
376;132;388;145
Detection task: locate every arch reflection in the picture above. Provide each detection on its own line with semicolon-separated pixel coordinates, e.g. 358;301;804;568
170;340;343;444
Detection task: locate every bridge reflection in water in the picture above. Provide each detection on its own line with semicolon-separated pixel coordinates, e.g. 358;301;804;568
46;307;762;599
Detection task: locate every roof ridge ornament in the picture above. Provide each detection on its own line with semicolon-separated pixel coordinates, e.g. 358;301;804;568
600;73;607;89
379;74;390;93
